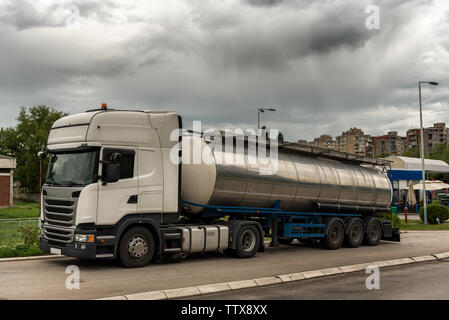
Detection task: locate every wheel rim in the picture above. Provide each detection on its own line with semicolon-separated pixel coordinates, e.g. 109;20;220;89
329;223;343;245
350;222;362;243
241;229;256;252
370;223;381;241
128;235;149;259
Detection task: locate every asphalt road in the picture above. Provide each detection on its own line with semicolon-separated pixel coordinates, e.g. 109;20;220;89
193;259;449;300
1;231;449;300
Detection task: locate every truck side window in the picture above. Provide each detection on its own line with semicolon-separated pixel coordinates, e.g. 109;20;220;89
103;149;135;180
119;153;134;179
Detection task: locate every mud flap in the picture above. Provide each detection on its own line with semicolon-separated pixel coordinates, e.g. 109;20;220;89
381;221;400;242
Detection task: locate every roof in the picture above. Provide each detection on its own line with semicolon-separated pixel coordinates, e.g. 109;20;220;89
0;155;15;160
386;156;449;173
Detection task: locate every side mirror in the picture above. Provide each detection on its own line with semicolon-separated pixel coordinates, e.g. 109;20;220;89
101;152;121;185
38;151;47;160
110;152;121;163
104;163;120;184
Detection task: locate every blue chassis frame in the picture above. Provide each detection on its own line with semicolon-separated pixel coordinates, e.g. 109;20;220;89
181;200;362;239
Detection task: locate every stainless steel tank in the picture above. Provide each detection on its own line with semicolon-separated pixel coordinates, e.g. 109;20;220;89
181;136;392;214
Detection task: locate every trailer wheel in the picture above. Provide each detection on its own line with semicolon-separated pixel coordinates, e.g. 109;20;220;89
364;219;382;246
324;219;344;250
345;218;364;248
235;225;260;258
118;226;155;268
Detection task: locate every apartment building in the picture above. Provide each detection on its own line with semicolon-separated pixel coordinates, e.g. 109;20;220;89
336;127;372;155
406;123;448;155
372;131;406;157
309;134;338;150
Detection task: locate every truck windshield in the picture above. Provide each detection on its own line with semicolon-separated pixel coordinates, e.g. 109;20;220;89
46;150;98;187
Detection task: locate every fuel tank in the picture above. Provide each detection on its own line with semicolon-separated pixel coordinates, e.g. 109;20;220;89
181;136;392;214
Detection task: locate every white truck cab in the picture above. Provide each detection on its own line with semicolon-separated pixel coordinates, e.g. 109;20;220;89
39;107;191;266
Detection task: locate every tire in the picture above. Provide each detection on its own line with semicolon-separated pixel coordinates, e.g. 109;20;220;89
235;225;260;258
345;218;364;248
278;238;294;245
364;218;382;246
118;226;155;268
324;219;344;250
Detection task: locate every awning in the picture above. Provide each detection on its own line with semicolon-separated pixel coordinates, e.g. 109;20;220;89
413;180;449;191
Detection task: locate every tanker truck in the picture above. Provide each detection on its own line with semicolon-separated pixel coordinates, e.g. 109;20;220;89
38;106;400;267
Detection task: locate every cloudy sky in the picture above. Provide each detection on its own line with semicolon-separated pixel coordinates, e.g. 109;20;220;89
0;0;448;141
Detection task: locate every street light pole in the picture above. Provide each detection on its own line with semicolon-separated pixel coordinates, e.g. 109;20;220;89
257;107;276;130
418;81;438;225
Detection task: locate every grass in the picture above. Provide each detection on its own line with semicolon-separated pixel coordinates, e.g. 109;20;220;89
0;201;40;219
0;245;45;258
399;219;449;230
0;202;44;258
0;219;39;246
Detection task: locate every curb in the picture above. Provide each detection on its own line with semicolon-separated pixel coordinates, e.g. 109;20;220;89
96;251;449;300
0;254;65;262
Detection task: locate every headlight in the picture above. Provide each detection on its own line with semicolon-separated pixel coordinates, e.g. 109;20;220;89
75;234;95;243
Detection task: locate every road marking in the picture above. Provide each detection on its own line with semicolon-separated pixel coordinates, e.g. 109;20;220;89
95;251;449;300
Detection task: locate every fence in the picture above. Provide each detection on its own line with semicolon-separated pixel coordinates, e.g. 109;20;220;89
0;218;40;248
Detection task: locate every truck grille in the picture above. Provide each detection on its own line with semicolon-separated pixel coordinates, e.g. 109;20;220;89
43;224;74;244
43;198;75;227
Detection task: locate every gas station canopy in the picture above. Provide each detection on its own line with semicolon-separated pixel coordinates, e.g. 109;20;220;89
386;156;449;173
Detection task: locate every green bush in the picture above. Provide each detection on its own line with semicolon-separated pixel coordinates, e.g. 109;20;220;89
419;203;449;224
0;245;45;258
18;226;40;246
380;213;401;228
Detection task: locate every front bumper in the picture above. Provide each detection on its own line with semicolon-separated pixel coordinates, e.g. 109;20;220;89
39;236;97;259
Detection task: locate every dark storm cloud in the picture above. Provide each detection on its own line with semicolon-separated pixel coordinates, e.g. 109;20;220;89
246;0;283;7
0;0;448;142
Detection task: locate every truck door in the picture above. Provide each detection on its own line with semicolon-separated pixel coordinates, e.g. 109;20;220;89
97;147;138;225
137;147;164;216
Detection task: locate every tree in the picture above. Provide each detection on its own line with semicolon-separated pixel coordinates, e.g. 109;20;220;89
0;106;67;194
403;148;420;158
375;153;390;159
277;132;284;142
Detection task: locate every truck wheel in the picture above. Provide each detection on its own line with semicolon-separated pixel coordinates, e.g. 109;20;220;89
345;218;364;248
235;225;260;258
324;219;344;250
364;219;382;246
119;226;155;268
278;238;294;245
